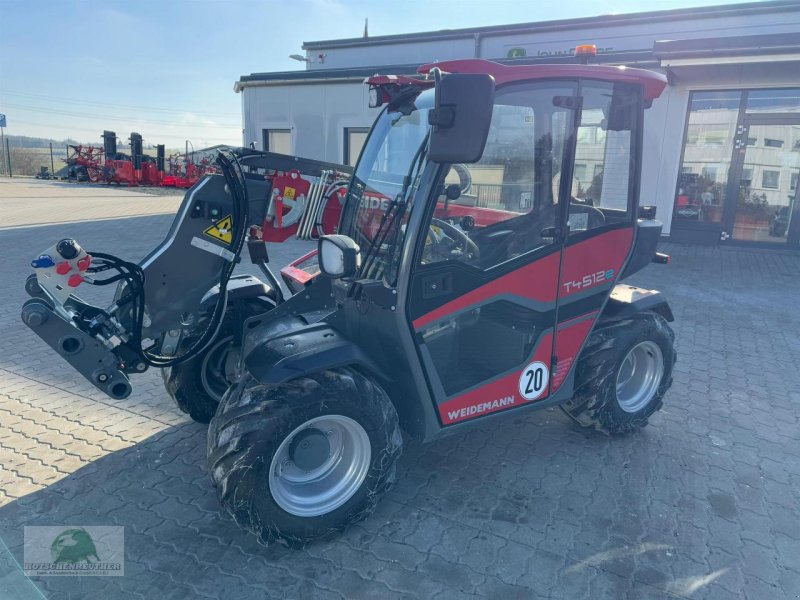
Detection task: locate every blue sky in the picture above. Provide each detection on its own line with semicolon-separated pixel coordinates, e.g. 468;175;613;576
0;0;757;148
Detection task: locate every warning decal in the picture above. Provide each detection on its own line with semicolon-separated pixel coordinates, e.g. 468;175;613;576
203;214;233;244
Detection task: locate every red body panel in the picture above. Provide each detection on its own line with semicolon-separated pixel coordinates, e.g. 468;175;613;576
412;251;560;330
551;313;598;392
280;250;320;286
439;331;554;425
413;227;636;426
559;228;634;298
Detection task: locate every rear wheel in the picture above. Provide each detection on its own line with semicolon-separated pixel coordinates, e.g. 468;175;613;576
162;298;272;424
561;311;676;434
207;368;402;546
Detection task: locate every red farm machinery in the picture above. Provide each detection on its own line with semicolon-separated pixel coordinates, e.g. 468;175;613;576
63;130;215;188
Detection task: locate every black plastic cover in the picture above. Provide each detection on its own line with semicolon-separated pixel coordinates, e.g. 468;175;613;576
621;220;662;279
245;323;386;385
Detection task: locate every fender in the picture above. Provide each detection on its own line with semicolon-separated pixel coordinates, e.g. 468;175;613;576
602;284;674;323
200;274;278;311
244;322;388;386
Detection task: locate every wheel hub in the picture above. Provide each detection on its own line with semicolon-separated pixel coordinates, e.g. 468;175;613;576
269;415;372;517
616;340;664;413
288;428;331;471
200;335;240;402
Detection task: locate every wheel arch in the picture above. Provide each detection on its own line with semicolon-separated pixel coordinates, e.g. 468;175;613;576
243;323;390;388
200;274;278;312
601;284;674;323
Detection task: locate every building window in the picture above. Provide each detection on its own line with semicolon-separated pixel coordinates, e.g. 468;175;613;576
741;168;753;184
746;137;757;146
262;129;292;154
764;138;784;148
573;163;588;181
791;172;798;191
673;91;742;225
762;170;780;189
343;128;369;166
746;88;800;114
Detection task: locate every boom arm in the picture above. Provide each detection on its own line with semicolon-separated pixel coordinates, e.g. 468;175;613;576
21;148;351;400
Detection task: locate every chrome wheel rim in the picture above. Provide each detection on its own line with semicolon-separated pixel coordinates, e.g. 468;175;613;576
269;415;372;517
616;341;664;413
200;335;239;402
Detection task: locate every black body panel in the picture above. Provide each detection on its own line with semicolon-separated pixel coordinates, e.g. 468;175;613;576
244;322;387;385
620;220;663;279
200;274;278;310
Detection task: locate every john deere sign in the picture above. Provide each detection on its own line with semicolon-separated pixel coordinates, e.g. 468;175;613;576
507;46;613;58
24;526;124;576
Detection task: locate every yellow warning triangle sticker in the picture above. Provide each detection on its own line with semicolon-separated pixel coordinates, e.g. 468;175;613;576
203;214;233;244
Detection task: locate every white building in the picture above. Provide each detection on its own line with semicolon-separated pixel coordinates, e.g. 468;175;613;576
236;0;800;248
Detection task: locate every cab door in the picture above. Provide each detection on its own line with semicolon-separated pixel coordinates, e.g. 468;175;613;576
406;81;577;426
552;81;644;394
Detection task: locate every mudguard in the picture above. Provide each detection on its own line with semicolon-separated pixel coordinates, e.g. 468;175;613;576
199;274;277;311
244;322;387;386
602;284;674;322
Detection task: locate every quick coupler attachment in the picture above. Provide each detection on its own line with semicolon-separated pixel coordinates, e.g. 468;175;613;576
21;298;133;399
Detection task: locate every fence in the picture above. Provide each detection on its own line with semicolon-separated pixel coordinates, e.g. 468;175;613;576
0;140;68;178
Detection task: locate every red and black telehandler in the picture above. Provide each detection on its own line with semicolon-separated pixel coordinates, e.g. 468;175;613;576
23;57;676;545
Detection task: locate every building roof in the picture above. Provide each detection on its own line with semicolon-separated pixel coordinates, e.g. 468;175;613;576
653;32;800;59
301;1;799;51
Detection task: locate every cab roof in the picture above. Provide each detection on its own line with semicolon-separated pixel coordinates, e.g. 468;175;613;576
417;59;668;101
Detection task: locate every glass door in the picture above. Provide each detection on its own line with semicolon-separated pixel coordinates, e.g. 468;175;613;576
725;118;800;245
671;91;741;244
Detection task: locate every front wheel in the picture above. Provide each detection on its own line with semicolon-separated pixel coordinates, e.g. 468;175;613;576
162;298;272;424
561;311;676;435
207;368;402;546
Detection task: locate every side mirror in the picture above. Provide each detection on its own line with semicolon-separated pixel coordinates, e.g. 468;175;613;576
428;71;495;164
319;235;361;279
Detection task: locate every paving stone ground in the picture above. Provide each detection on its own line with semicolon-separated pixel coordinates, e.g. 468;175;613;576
0;178;799;599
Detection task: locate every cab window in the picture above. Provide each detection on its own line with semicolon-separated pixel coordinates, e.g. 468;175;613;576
421;82;575;271
567;82;639;234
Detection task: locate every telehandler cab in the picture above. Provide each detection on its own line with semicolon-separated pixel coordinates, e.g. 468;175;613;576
23;57;676;545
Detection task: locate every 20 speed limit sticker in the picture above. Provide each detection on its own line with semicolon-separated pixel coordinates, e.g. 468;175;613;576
518;361;549;400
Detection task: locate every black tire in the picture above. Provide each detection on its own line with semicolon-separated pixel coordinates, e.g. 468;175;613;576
207;368;402;547
162;298;272;424
561;311;676;435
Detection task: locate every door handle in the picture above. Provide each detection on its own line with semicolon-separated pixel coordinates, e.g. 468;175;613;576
421;273;453;299
540;226;563;239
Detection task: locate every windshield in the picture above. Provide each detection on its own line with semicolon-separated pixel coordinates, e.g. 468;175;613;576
339;90;434;283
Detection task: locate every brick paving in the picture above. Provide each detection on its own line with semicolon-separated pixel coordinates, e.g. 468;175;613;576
0;179;799;599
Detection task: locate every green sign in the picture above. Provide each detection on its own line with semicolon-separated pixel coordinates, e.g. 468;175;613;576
51;528;100;564
507;48;527;59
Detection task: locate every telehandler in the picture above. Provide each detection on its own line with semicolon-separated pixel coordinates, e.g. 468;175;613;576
23;56;675;545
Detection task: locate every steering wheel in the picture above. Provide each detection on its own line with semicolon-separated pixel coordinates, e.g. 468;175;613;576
426;218;480;264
